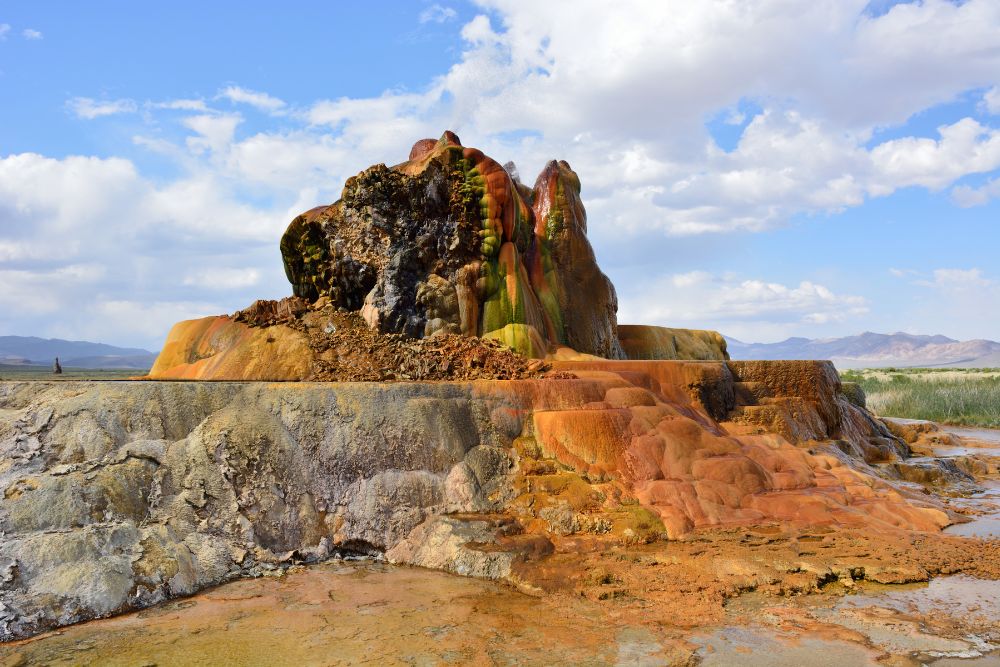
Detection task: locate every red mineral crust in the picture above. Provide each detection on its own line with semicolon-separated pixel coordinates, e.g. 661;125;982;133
148;133;960;541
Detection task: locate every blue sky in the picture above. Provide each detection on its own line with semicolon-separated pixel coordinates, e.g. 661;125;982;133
2;0;1000;350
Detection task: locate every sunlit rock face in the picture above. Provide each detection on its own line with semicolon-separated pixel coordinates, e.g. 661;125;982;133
280;131;625;359
618;325;730;362
0;361;951;640
148;316;313;381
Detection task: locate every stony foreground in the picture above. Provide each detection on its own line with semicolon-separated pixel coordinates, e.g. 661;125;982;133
0;359;996;643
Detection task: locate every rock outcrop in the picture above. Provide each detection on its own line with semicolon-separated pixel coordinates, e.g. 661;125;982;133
280;131;623;359
149;305;543;382
0;360;953;639
147;132;729;377
8;132;979;646
149;315;314;381
619;324;729;361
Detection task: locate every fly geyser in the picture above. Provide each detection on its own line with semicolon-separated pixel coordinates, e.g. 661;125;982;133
149;132;728;381
282;131;623;359
2;133;996;647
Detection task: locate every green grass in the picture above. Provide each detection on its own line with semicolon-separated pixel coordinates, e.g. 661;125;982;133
0;365;147;381
841;367;1000;428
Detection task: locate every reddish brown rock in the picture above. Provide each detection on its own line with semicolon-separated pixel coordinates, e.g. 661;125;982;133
148;316;313;381
233;296;308;327
618;324;728;361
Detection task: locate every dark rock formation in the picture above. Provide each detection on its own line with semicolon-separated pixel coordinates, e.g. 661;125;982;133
280;131;624;358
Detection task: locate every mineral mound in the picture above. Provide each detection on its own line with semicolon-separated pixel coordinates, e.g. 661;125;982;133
149;132;730;381
2;132;994;645
281;130;623;359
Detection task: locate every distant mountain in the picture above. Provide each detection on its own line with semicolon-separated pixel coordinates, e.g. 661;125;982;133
0;336;157;369
726;332;1000;369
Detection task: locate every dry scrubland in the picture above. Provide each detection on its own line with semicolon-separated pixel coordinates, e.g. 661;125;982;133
842;367;1000;428
0;365;144;381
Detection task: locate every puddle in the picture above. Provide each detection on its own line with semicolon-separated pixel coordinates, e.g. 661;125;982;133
694;626;879;666
827;576;1000;648
713;576;1000;665
0;560;683;666
946;481;1000;538
933;446;1000;458
945;426;1000;445
2;562;998;666
928;426;1000;458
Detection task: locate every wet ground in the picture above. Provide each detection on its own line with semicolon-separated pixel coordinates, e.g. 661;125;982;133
934;426;1000;458
707;576;1000;665
941;426;1000;539
0;560;687;666
2;561;997;667
1;426;998;666
946;481;1000;539
945;427;1000;445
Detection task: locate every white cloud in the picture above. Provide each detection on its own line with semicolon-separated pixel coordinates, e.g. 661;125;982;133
0;24;9;40
929;268;995;290
68;97;138;119
218;86;286;113
0;264;106;316
182;113;242;154
0;151;291;348
984;86;1000;115
89;300;225;342
903;268;1000;338
183;268;260;289
723;108;746;125
420;4;457;24
869;118;1000;191
22;28;42;40
152;98;209;111
617;271;868;341
888;268;917;278
952;176;1000;207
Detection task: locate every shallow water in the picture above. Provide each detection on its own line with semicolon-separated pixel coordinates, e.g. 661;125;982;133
715;577;1000;665
933;446;1000;457
924;425;1000;457
0;561;681;666
4;561;998;666
946;481;1000;538
946;426;1000;445
694;626;880;666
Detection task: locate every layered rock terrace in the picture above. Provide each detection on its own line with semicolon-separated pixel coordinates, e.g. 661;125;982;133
0;359;956;639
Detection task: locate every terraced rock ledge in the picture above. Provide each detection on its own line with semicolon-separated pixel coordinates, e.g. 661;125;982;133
3;358;992;641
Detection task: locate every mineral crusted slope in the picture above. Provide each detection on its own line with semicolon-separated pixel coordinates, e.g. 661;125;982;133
618;324;729;361
146;303;729;382
0;359;953;639
149;316;313;380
